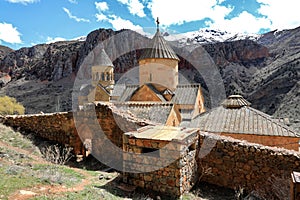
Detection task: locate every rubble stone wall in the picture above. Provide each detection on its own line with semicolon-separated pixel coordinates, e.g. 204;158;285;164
1;103;152;155
123;131;300;198
221;133;300;151
122;131;199;197
199;132;300;194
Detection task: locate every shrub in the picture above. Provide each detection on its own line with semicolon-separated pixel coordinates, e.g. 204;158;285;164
40;144;73;165
0;96;25;115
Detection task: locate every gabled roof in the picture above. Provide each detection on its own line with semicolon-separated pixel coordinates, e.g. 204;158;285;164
116;83;201;106
143;83;167;101
139;29;179;61
118;85;139;102
97;83;110;96
111;84;126;98
114;102;174;125
190;95;299;137
172;84;201;105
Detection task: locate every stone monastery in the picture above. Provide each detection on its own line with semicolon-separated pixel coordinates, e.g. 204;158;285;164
85;19;300;152
3;20;300;198
71;20;300;196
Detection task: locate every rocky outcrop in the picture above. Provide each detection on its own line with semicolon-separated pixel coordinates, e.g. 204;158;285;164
202;40;269;67
0;42;82;81
0;45;13;60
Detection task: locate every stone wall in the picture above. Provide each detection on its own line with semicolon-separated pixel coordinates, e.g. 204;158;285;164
122;127;199;197
1;102;152;156
2;112;80;151
122;129;300;198
2;104;300;198
222;133;300;151
199;132;300;195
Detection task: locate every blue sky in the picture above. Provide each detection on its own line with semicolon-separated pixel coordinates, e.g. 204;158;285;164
1;0;300;50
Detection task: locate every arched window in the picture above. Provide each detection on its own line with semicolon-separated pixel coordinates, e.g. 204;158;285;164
101;73;105;81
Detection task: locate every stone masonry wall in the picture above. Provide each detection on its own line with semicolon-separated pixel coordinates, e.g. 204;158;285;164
199;132;300;195
122;129;199;197
1;103;152;156
123;130;300;198
2;112;80;151
222;133;300;151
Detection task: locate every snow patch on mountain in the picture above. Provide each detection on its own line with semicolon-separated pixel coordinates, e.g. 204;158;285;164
165;29;261;44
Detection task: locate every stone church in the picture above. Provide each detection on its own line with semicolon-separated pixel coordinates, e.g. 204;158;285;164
87;23;205;125
84;20;299;151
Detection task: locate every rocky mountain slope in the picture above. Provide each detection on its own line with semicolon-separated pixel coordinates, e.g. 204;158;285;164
0;27;299;131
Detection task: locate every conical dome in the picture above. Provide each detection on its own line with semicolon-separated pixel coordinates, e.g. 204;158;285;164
221;95;251;108
139;29;179;61
93;45;114;67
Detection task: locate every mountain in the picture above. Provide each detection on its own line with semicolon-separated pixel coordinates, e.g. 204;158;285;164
0;45;14;60
165;29;260;45
0;27;299;131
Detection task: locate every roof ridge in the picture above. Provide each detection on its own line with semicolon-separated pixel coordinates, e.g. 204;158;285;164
114;102;174;106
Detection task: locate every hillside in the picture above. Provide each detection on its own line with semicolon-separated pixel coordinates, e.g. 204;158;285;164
0;27;299;131
0;45;13;60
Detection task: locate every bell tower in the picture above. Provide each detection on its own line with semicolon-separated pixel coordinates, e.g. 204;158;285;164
138;18;180;91
91;45;114;94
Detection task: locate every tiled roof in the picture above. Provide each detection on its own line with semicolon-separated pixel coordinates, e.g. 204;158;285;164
111;84;126;98
190;96;299;137
172;84;201;105
118;85;139;102
139;30;179;61
222;95;251;108
114;102;174;125
116;84;201;105
180;110;193;120
93;45;114;67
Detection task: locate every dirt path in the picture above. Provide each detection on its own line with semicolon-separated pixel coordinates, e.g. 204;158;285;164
0;140;94;200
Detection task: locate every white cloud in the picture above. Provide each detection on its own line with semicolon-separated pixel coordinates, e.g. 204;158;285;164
147;0;232;26
257;0;300;30
95;13;108;21
46;37;66;44
63;7;90;23
95;2;109;11
146;0;300;33
107;15;144;32
94;3;145;34
0;22;22;44
117;0;146;17
5;0;39;4
206;11;271;33
68;0;77;4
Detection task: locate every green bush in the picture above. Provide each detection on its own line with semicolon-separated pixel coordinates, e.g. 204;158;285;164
0;96;25;115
